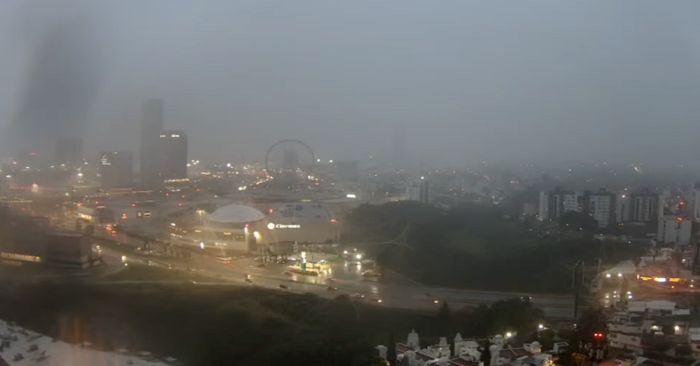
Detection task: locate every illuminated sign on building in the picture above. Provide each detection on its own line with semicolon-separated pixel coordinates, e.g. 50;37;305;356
266;222;301;230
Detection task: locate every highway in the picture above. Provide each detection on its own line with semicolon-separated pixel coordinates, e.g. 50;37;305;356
50;212;575;320
99;238;575;319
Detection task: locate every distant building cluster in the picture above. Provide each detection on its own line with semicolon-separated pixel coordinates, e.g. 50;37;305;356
537;187;698;246
376;330;559;366
538;188;662;229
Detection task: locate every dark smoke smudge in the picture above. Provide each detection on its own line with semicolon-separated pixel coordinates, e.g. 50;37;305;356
11;17;102;157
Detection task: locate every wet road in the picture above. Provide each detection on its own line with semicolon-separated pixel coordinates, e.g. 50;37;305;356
51;213;574;320
106;242;575;319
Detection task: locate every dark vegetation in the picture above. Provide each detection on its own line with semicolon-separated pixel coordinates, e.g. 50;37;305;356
342;201;646;292
0;266;546;366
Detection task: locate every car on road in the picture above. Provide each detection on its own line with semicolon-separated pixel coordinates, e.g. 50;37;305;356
279;284;288;290
327;286;338;292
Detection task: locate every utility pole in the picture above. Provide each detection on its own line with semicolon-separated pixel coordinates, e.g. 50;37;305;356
573;261;584;321
693;238;700;275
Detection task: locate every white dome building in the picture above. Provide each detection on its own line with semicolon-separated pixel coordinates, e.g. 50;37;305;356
177;204;268;254
206;204;266;227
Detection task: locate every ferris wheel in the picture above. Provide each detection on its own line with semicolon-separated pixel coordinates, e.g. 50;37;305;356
264;139;316;177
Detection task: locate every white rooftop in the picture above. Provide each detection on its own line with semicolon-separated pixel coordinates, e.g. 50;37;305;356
0;319;171;366
206;204;265;224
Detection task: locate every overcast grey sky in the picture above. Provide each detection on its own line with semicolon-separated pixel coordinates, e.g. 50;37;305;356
1;0;700;166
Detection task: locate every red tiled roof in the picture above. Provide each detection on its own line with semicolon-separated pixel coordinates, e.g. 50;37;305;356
499;348;531;360
396;343;412;353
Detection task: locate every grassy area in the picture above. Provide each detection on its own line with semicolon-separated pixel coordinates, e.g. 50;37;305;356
99;264;217;283
0;278;408;365
345;202;647;293
0;266;547;365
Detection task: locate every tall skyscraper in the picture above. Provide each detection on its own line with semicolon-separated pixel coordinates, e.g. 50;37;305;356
99;151;133;189
157;130;187;181
140;99;164;186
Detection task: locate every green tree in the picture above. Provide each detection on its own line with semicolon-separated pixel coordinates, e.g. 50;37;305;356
560;212;598;231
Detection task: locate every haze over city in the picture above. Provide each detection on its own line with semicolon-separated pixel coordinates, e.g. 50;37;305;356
2;0;700;166
4;1;700;366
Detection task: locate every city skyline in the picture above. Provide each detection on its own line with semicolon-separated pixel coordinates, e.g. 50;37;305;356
2;1;700;166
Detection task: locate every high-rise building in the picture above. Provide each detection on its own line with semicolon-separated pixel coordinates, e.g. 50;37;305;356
99;151;133;189
157;130;187;181
55;137;83;166
419;179;430;204
406;177;430;204
140;99;164;186
630;190;659;223
692;183;700;221
587;189;613;228
615;193;631;223
545;189;582;219
657;216;692;246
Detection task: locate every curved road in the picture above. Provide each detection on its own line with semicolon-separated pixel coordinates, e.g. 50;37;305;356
104;241;575;319
50;212;574;320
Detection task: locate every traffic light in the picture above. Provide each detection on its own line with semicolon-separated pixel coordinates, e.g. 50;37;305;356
592;332;605;342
